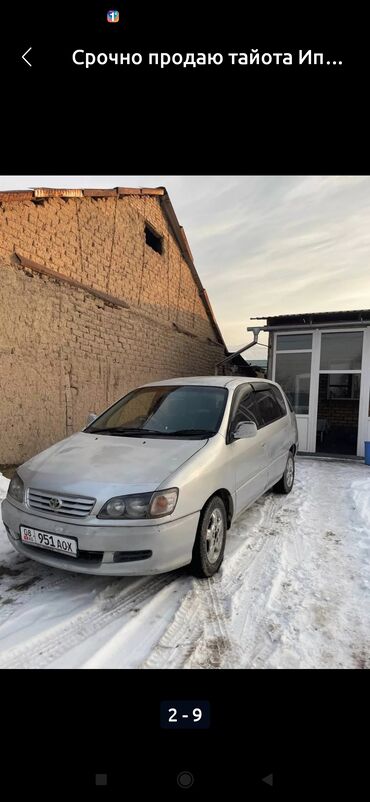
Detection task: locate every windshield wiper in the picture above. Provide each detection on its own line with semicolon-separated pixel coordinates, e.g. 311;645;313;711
89;427;166;436
88;427;214;438
166;429;215;437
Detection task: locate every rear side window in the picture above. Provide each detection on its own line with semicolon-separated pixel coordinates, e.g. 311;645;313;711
271;386;288;416
254;388;284;427
233;387;261;428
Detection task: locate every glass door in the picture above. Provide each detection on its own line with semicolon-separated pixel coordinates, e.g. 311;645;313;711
316;331;363;456
274;333;313;451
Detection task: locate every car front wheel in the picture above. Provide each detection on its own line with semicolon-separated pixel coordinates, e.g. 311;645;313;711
191;495;227;578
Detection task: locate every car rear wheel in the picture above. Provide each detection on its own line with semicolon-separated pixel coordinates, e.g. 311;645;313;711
191;496;227;578
273;452;295;494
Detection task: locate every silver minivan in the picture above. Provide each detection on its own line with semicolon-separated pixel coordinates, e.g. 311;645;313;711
2;377;298;578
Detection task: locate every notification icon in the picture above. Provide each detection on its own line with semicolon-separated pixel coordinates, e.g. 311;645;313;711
107;10;119;23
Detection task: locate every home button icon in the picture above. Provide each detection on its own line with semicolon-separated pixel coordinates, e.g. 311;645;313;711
177;771;194;788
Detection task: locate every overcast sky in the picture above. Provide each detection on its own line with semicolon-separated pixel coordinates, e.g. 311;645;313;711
1;175;370;357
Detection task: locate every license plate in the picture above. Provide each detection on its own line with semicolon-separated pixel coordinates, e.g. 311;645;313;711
20;526;78;558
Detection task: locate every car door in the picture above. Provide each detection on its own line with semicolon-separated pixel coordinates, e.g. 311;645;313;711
251;384;290;487
227;384;270;516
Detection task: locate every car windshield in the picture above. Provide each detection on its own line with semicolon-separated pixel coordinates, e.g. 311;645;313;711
86;385;228;438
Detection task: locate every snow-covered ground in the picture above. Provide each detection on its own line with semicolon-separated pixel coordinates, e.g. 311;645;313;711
0;458;370;669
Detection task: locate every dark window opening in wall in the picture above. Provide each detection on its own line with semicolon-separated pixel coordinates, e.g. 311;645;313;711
145;224;163;255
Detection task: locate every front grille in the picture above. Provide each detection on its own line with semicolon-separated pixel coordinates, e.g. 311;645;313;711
27;488;95;518
113;550;153;563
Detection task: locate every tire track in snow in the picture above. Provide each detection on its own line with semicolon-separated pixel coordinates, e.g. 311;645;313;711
78;576;190;669
0;573;180;668
218;492;295;668
200;495;283;669
141;488;300;668
182;576;242;669
242;488;305;668
142;493;284;669
140;583;204;668
141;574;237;670
141;550;250;670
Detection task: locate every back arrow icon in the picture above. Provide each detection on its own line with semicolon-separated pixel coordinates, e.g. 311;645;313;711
22;47;32;67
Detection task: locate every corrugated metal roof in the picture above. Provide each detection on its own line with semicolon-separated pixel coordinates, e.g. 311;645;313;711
252;309;370;320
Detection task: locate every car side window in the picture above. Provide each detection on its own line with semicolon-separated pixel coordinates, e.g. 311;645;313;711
232;386;261;429
271;386;288;417
254;388;284;427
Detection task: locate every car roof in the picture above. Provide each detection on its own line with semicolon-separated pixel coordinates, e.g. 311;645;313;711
139;376;278;390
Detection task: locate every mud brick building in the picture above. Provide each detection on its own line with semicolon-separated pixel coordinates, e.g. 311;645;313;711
0;187;226;464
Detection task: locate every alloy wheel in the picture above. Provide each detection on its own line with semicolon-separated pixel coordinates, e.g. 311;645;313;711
206;508;224;564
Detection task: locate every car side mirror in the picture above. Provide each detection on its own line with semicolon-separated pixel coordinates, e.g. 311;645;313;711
85;412;97;427
233;420;258;440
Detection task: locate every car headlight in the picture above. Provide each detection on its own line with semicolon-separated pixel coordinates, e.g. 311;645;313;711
7;472;25;504
98;488;179;519
106;498;126;517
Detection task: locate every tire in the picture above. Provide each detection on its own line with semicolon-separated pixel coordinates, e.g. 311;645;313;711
191;495;227;578
273;452;295;494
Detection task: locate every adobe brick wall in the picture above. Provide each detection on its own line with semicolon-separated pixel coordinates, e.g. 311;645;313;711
0;194;224;464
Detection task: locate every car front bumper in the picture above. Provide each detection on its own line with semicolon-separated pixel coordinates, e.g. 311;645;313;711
1;498;200;576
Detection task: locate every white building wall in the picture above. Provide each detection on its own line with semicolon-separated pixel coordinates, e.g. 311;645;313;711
296;416;309;451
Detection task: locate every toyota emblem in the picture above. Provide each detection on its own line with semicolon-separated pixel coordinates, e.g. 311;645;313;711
49;497;62;509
